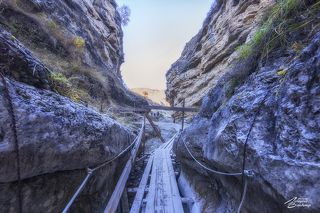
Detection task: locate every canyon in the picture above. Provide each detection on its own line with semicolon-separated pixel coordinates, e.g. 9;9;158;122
167;0;320;212
0;0;144;212
0;0;319;212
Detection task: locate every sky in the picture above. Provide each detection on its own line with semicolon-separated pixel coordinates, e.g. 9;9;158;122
116;0;213;90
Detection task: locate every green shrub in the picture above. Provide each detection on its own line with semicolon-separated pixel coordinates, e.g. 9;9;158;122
236;0;301;59
50;72;70;87
48;20;57;30
50;72;89;102
277;69;287;76
73;37;85;48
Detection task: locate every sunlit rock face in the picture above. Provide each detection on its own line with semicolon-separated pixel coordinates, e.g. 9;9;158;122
166;0;274;107
0;0;145;106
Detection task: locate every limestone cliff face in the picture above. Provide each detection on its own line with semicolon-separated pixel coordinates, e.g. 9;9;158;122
0;77;134;212
0;0;145;211
0;0;145;107
166;0;274;107
170;0;320;212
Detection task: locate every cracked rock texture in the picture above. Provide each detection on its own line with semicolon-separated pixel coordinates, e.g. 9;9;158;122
0;77;135;212
0;0;144;212
0;0;145;106
166;0;274;107
171;1;320;212
175;21;320;213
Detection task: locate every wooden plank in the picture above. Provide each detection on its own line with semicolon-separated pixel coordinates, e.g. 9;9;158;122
104;123;144;213
145;113;165;143
164;149;184;213
181;99;185;130
145;139;184;213
120;188;130;213
145;150;160;212
163;133;177;151
130;155;154;213
181;197;194;204
160;151;174;212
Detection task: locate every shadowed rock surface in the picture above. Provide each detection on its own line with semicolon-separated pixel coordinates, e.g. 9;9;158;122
174;24;320;213
0;30;52;90
0;0;146;212
0;77;136;212
169;0;320;212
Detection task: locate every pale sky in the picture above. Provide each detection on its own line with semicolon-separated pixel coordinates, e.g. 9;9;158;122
116;0;213;90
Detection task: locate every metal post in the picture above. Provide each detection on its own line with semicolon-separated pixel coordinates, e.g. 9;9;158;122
173;100;176;123
181;99;185;130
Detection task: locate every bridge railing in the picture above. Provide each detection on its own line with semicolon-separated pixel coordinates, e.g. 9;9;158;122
62;119;145;213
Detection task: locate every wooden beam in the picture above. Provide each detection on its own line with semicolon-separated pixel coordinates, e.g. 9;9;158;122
181;197;194;204
145;113;165;143
130;155;154;213
104;122;145;213
145;149;184;213
107;105;198;114
164;148;184;213
120;188;129;213
145;150;159;212
144;105;198;112
181;99;185;130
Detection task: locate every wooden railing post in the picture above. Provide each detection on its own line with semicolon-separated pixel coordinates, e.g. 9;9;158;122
145;113;165;143
181;99;185;130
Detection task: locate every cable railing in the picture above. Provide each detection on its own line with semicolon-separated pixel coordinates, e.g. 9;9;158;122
181;132;254;213
62;121;145;213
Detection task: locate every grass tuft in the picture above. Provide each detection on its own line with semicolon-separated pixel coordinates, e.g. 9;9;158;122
277;69;287;76
50;72;89;102
73;37;85;48
236;0;302;59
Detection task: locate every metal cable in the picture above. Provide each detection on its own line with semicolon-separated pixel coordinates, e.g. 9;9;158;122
182;138;242;176
91;134;139;172
237;177;248;213
0;73;23;213
238;92;270;213
61;169;93;213
62;123;144;213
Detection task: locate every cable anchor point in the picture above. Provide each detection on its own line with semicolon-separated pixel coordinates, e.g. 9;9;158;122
244;169;255;178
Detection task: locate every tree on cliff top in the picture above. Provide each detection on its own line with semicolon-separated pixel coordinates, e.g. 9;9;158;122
118;5;131;26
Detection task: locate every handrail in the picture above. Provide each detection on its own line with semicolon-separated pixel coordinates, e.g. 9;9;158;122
182;137;242;176
61;121;145;213
104;122;145;213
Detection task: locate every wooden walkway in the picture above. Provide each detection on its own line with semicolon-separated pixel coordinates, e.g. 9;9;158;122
130;134;185;213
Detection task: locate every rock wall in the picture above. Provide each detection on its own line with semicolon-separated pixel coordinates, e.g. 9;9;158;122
171;0;320;212
0;0;145;107
0;0;145;211
0;77;135;212
166;0;274;107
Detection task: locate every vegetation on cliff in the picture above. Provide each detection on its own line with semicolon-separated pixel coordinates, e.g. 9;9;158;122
237;0;320;59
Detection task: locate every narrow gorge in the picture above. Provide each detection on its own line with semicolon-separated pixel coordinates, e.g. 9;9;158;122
0;0;145;212
167;0;320;212
0;0;319;213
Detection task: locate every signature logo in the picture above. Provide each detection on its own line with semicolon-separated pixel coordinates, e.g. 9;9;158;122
284;197;311;209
